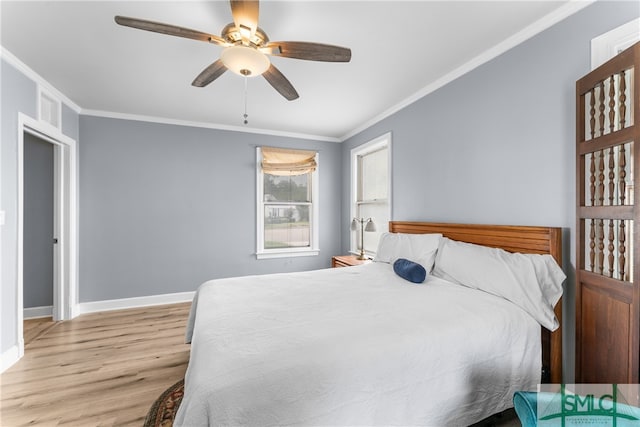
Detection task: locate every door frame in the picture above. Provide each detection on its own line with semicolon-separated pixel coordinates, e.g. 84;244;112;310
591;18;639;69
17;113;77;357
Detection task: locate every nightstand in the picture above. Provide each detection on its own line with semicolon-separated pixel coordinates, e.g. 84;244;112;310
331;255;372;268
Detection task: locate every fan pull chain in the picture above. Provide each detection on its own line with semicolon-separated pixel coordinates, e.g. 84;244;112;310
243;74;249;125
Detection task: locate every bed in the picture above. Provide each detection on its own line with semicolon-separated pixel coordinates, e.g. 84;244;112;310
175;221;564;426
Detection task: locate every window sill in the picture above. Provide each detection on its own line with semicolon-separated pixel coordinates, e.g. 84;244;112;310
256;249;320;260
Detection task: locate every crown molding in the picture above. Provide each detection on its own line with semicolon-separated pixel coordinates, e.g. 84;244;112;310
1;46;338;142
3;0;594;144
1;46;82;114
339;0;595;142
81;109;341;143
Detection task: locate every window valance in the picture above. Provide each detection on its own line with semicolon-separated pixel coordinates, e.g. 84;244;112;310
261;146;317;176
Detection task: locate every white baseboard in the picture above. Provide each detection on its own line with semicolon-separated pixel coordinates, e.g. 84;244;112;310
78;291;195;315
24;305;53;319
1;344;21;373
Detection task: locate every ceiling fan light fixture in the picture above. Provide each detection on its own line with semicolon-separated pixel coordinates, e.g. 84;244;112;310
115;1;350;101
221;45;270;77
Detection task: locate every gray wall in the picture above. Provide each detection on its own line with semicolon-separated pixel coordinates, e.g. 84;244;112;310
1;59;80;355
23;133;54;308
2;60;38;355
79;116;342;302
341;1;640;382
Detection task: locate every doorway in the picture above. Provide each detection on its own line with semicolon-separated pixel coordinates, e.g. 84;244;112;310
23;133;54;319
17;113;78;359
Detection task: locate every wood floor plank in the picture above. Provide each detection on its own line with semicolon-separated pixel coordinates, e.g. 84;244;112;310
1;303;191;426
23;318;56;346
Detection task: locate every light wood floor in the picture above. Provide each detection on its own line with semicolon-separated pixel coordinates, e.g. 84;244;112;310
1;303;191;426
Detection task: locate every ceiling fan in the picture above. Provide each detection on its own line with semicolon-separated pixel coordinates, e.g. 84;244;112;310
115;0;351;101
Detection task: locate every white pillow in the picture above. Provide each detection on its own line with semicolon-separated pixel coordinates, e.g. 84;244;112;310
432;237;565;331
374;232;443;272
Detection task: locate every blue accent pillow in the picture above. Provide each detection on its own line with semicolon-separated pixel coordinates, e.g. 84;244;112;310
393;258;427;283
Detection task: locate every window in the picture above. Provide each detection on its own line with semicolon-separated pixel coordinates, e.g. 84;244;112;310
351;133;391;257
257;147;319;259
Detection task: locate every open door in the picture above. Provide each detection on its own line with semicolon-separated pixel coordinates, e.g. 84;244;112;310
23;133;55;318
575;42;639;383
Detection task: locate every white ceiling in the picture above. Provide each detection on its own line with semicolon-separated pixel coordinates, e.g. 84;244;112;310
1;1;583;141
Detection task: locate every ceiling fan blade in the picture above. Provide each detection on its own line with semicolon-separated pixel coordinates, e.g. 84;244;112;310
114;16;227;46
192;59;228;87
230;0;259;38
264;41;351;62
263;64;299;101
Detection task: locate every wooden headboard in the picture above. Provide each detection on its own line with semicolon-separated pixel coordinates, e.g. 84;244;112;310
389;221;563;384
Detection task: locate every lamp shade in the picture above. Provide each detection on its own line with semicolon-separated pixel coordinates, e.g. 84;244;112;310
350;218;358;231
220;45;270;76
365;219;376;232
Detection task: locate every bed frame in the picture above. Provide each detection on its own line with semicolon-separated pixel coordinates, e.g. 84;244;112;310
389;221;563;384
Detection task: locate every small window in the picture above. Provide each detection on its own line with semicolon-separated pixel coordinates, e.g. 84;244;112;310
257;147;319;259
351;133;391;257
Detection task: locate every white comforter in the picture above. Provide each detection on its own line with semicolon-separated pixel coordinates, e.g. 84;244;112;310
175;262;541;427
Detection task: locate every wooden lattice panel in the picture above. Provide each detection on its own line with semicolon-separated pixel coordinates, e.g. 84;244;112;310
576;42;640;384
